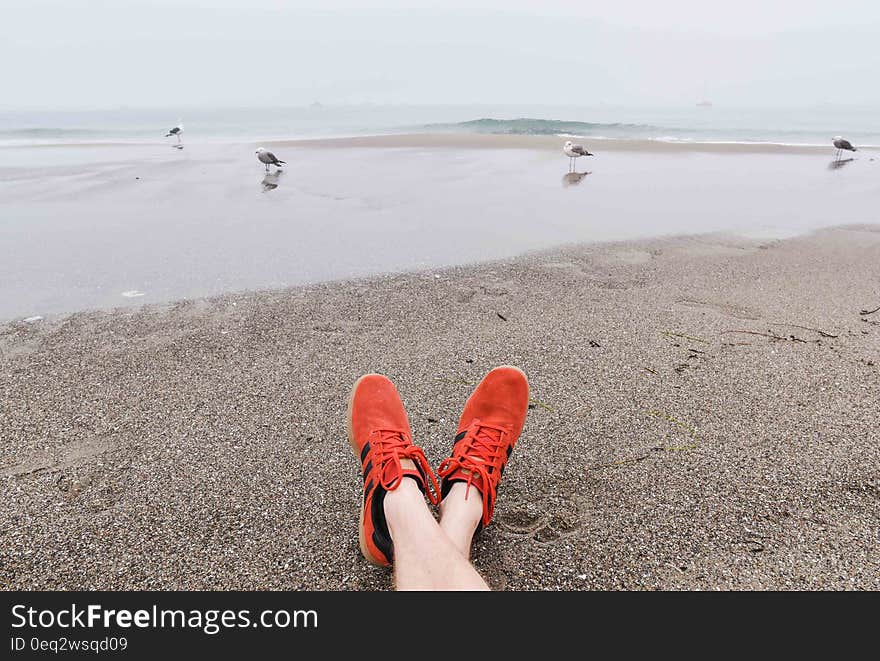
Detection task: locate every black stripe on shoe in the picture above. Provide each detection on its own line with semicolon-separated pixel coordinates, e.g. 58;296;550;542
369;487;393;563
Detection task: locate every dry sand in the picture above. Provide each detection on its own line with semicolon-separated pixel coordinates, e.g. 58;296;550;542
1;226;879;590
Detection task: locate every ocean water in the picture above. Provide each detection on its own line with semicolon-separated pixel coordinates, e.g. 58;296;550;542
1;105;879;147
2;104;879;320
3;139;878;320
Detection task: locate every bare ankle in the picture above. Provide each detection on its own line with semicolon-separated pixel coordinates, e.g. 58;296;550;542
440;482;483;529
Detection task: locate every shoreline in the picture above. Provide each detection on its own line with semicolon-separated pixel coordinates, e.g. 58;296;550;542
4;132;878;154
3;139;878;322
2;226;879;590
0;225;871;327
0;229;798;325
276;132;865;154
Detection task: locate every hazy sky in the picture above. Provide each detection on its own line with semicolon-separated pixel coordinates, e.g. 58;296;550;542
4;0;879;108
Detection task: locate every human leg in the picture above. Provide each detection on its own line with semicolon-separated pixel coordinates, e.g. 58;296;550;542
437;366;530;558
346;373;488;590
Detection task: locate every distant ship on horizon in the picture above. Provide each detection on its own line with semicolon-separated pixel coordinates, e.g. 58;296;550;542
696;100;713;107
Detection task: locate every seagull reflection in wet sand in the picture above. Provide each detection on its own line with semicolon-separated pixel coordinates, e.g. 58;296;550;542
828;158;854;171
261;170;283;191
562;171;591;187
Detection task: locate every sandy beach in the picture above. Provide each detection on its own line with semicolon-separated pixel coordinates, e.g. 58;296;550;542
279;132;851;153
2;224;878;590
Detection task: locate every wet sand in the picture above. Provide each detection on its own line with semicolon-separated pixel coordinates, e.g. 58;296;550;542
1;225;879;590
2;135;878;321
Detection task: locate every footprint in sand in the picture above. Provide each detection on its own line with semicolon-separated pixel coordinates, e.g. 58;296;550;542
496;502;581;542
676;298;761;321
534;514;580;543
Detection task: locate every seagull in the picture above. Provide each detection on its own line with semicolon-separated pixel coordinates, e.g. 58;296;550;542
832;136;856;160
165;120;184;144
256;147;285;171
563;140;593;170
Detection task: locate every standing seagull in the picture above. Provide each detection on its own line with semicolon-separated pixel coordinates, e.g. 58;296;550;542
563;140;593;170
165;120;184;144
256;147;285;171
832;136;856;160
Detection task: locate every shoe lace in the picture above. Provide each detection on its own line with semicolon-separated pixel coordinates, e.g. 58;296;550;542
368;428;440;505
437;419;509;526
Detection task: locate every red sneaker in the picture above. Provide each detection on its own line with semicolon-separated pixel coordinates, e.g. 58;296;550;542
346;374;439;566
437;366;529;529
